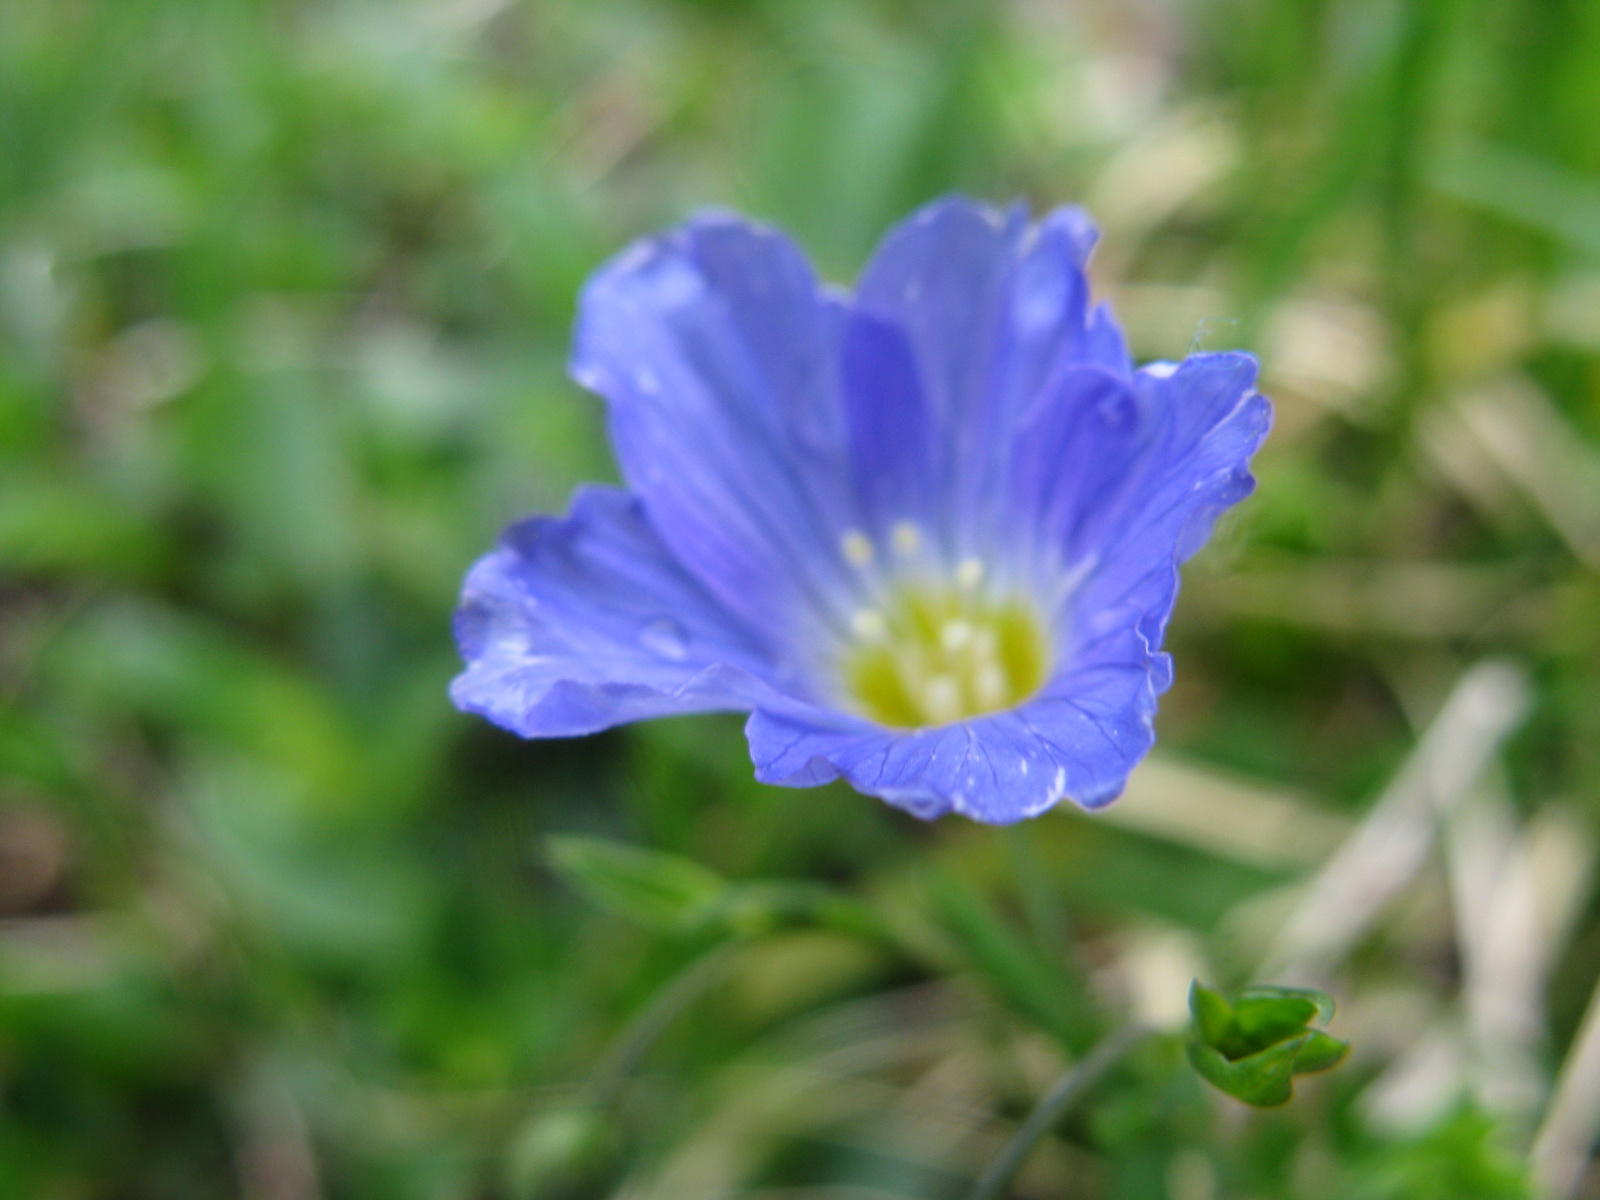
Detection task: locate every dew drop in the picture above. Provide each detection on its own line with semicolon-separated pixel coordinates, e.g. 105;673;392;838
638;615;689;661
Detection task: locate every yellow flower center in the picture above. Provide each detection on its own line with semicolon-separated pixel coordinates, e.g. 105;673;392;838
838;576;1052;729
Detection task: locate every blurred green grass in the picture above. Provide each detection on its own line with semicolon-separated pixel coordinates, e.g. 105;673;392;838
2;0;1600;1197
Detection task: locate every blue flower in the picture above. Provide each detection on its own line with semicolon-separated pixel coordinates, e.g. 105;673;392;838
452;197;1270;823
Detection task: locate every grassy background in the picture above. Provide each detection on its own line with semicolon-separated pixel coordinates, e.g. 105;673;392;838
3;0;1600;1196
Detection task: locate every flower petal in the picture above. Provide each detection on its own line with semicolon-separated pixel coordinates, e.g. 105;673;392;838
1005;364;1148;589
1068;351;1271;654
851;196;1129;552
451;486;788;738
569;213;858;648
854;196;1028;429
745;622;1156;823
1006;206;1132;388
839;310;937;540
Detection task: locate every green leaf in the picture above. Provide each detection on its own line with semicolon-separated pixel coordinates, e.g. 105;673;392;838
1189;980;1234;1048
927;872;1097;1052
0;472;170;580
1186;979;1350;1107
1292;1030;1350;1075
1341;1105;1531;1199
1232;992;1322;1050
1238;984;1336;1024
547;837;728;933
706;881;893;944
1187;1032;1311;1107
504;1105;610;1196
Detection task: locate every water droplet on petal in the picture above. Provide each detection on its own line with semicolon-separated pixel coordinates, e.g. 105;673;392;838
639;616;689;661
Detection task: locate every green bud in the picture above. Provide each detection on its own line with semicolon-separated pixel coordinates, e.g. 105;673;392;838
1185;980;1349;1107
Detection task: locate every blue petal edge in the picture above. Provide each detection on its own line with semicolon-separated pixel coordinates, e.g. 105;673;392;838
450;486;786;738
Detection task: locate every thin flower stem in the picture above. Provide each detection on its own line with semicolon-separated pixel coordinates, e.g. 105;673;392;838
966;1022;1149;1200
587;940;741;1106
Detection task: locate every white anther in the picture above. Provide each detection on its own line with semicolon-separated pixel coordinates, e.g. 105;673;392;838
974;663;1008;710
921;676;961;725
840;530;875;567
940;619;974;652
891;521;921;556
955;558;984;589
851;609;887;640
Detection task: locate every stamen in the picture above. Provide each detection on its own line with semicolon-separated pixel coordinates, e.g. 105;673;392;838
973;663;1008;710
940;619;974;652
851;609;887;640
840;530;875;567
921;676;962;725
891;521;922;556
837;573;1050;729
